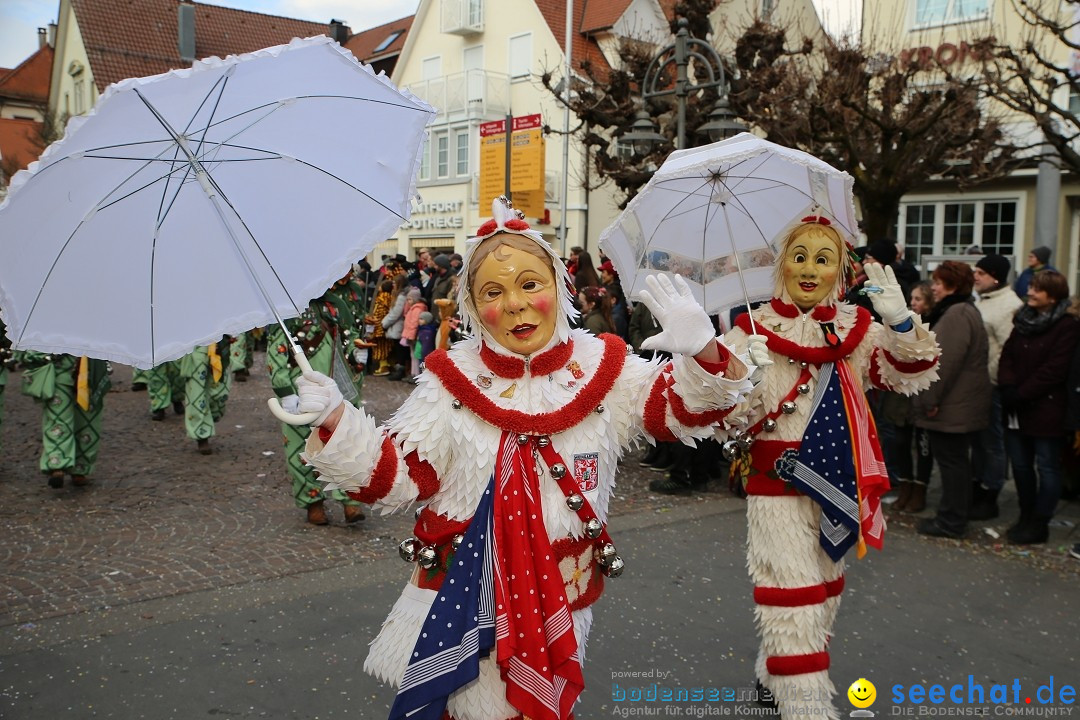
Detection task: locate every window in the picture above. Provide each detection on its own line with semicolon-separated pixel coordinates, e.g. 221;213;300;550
914;0;989;28
896;198;1018;269
419;135;431;180
455;130;470;176
74;77;86;115
436;133;449;178
422;56;442;80
468;0;483;27
509;33;532;80
373;30;403;54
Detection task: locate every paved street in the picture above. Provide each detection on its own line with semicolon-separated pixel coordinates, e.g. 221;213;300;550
1;356;1079;719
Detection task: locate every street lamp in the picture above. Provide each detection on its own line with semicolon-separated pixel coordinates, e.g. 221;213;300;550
621;110;667;156
637;18;747;151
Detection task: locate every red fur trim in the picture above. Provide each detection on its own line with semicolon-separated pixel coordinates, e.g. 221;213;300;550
346;434;398;504
552;535;605;611
643;369;677;443
766;651;830;676
754;584;827;607
504;218;531;231
769;297;837;321
737;305;870;364
479;339;575;379
425;334;626;435
882;350;938;374
404;450;439;501
475;219;498;237
666;373;733;427
801;215;831;226
824;575;845;598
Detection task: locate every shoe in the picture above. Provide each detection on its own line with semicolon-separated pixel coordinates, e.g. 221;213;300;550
130;382;147;392
639;445;661;467
343;504;366;523
47;470;65;489
196;438;212;455
917;517;964;539
755;680;778;710
1007;516;1049;545
71;474;89;487
386;365;405;381
306;501;329;526
173;400;185;415
234;369;249;382
372;368;390;377
890;481;913;512
902;482;927;513
967;488;1000;521
1069;543;1080;560
151;408;166;421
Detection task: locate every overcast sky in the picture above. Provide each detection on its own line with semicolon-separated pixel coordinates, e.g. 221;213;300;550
0;0;860;70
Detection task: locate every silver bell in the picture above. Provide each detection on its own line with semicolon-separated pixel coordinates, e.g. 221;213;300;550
601;556;625;578
597;543;618;565
398;537;420;563
537;436;550;448
781;401;797;414
451;399;462;410
797;383;811;395
584;518;603;538
451;534;464;551
721;440;740;461
296;331;306;339
517;434;530;446
551;463;567;479
343;329;351;337
799;361;808;368
417;545;438;569
762;418;778;432
595;405;605;414
788;357;795;364
566;493;584;511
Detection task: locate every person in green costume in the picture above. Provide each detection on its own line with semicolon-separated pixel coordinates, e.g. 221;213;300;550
267;291;366;526
147;360;184;421
179;339;231;455
0;318;13;449
21;351;110;488
329;269;370;398
229;331;256;382
131;367;149;391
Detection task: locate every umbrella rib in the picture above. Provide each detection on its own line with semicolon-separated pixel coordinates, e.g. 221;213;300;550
644;176;715;249
151;143;192;366
95;164;193;213
193;74;229;159
713;174;775;254
183;73;227;135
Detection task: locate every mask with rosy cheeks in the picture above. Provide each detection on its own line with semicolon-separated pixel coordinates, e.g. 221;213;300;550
471;244;559;355
782;232;841;310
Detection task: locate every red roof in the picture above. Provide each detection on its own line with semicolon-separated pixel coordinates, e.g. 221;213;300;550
345;15;413;63
0;45;54;104
69;0;335;92
0;118;46;175
533;0;612;76
580;0;634;33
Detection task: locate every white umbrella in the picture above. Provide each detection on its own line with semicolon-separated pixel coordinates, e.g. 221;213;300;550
599;133;858;329
0;36;434;424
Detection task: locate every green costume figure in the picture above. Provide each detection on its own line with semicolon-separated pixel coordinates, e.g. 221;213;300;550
329;271;370;398
267;293;365;526
229;330;256;382
21;352;110;488
180;340;231;454
131;367;149;391
147;360;184;420
0;319;12;448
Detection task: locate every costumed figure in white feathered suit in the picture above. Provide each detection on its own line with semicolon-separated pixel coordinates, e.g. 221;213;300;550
285;197;765;720
721;216;941;719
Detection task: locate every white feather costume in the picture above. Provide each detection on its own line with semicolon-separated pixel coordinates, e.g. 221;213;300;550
302;199;756;720
722;296;940;720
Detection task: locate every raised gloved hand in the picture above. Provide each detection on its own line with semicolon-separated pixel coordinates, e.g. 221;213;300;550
864;263;911;327
280;394;301;414
638;274;715;357
746;334;773;367
295;370;343;427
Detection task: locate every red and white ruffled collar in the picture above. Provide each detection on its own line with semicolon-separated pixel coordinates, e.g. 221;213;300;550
479;339;576;379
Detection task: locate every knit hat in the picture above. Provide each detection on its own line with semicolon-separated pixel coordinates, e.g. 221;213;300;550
865;239;897;266
1031;246;1052;265
418;311;434;325
406;287;422;302
433;254;452;270
975;254;1011;286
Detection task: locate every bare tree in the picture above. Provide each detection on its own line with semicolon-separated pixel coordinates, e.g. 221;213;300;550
974;0;1080;174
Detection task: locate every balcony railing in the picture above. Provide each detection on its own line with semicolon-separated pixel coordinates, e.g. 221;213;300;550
442;0;483;35
408;69;509;121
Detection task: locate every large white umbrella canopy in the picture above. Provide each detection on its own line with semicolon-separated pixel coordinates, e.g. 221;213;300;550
0;35;434;369
599;133;858;324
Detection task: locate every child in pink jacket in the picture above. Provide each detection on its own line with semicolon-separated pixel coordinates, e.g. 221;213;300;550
401;291;429;378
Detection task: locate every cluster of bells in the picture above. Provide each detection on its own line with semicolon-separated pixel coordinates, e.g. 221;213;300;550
721;360;812;461
0;347;16;370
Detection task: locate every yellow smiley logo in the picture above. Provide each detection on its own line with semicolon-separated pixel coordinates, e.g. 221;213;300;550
847;678;877;708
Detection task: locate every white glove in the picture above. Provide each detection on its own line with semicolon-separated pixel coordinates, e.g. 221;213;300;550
280;394;301;414
747;334;773;367
352;348;369;365
294;370;343;427
864;263;911;327
638;274;715;356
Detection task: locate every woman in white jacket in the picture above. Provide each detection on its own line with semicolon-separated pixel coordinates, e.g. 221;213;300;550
287;198;764;720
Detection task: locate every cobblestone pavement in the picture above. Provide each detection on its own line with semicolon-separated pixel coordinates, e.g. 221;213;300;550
0;355;717;627
2;355;1077;628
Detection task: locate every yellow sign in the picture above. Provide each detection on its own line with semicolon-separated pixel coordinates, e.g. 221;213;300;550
478;114;546;220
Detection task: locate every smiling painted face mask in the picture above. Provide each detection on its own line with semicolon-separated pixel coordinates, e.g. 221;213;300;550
772;217;852;311
457;197;578;355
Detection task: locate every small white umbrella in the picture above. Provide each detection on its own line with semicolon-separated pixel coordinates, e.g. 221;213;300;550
0;36;434;424
599;133;858;329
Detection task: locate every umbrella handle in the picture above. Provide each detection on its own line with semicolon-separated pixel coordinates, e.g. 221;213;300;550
266;350;323;426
